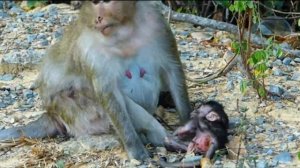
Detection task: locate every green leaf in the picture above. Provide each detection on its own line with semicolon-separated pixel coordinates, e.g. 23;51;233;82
27;0;47;9
257;63;268;73
215;0;231;8
258;86;266;97
274;48;283;58
240;80;248;94
298;19;300;27
298;151;300;160
246;1;254;8
229;5;235;12
176;7;183;13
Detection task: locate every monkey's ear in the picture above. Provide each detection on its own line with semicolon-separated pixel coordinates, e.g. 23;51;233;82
206;111;220;121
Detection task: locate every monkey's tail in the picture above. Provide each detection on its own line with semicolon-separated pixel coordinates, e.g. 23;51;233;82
0;113;66;141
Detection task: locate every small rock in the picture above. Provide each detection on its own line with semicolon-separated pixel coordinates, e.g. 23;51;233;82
220;38;232;46
273;152;292;164
0;74;15;81
256;116;265;125
0;102;6;108
197;51;209;58
156;147;167;155
3;117;15;124
288;87;299;93
40;39;49;46
9;6;24;15
48;5;58;16
23;89;34;99
211;53;220;59
272;68;283;76
54;29;63;39
279;42;292;50
268;85;285;96
0;11;9;18
291;72;300;81
181;52;191;60
287;135;295;141
287;142;297;149
270;159;278;167
294;58;300;63
27;34;37;43
275;102;284;109
2;90;10;96
229;118;241;129
226;80;234;91
255;126;265;133
290;60;297;66
272;59;282;66
179;41;187;45
37;34;47;40
33;11;44;18
266;148;273;155
180;31;190;36
282;57;292;65
256;160;268;168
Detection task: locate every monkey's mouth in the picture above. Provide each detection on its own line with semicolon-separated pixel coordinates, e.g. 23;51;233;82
97;24;115;35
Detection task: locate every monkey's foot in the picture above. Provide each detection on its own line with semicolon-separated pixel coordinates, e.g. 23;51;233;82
200;157;212;168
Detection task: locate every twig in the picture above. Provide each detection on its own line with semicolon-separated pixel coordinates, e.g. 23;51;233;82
257;1;300;15
235;99;243;168
186;52;238;83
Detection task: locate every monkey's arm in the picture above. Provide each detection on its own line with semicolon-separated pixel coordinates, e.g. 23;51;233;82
164;136;188;152
165;63;191;123
124;95;167;146
162;42;191;123
205;136;219;159
173;120;197;140
94;80;149;160
0;114;65;140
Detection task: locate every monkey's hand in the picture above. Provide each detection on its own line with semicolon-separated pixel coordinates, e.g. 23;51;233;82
174;124;196;140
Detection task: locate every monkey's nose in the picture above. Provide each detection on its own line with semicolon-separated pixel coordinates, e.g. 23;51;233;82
97;16;103;23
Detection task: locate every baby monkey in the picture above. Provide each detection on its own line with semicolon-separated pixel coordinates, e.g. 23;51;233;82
163;101;229;167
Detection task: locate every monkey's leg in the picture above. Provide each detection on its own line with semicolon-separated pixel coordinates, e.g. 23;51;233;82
124;95;167;146
0;114;64;140
100;88;149;160
165;66;192;123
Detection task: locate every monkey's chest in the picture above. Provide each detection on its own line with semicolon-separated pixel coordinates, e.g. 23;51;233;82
119;63;160;113
188;134;211;153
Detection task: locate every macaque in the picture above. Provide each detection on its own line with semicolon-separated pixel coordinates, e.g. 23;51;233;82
0;1;191;161
162;101;229;167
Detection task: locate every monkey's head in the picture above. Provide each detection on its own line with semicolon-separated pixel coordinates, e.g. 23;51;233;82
80;1;137;37
192;101;229;129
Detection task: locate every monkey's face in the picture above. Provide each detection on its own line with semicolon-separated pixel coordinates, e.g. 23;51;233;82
91;1;137;36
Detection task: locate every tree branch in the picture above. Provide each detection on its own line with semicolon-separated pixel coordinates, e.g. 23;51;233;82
154;2;300;57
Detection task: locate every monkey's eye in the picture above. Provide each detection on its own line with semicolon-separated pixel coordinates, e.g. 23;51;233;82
92;0;100;4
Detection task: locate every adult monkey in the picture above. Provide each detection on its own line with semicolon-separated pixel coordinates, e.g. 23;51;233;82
0;1;191;160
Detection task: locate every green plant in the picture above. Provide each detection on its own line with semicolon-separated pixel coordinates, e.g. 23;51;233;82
228;1;284;99
27;0;47;9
